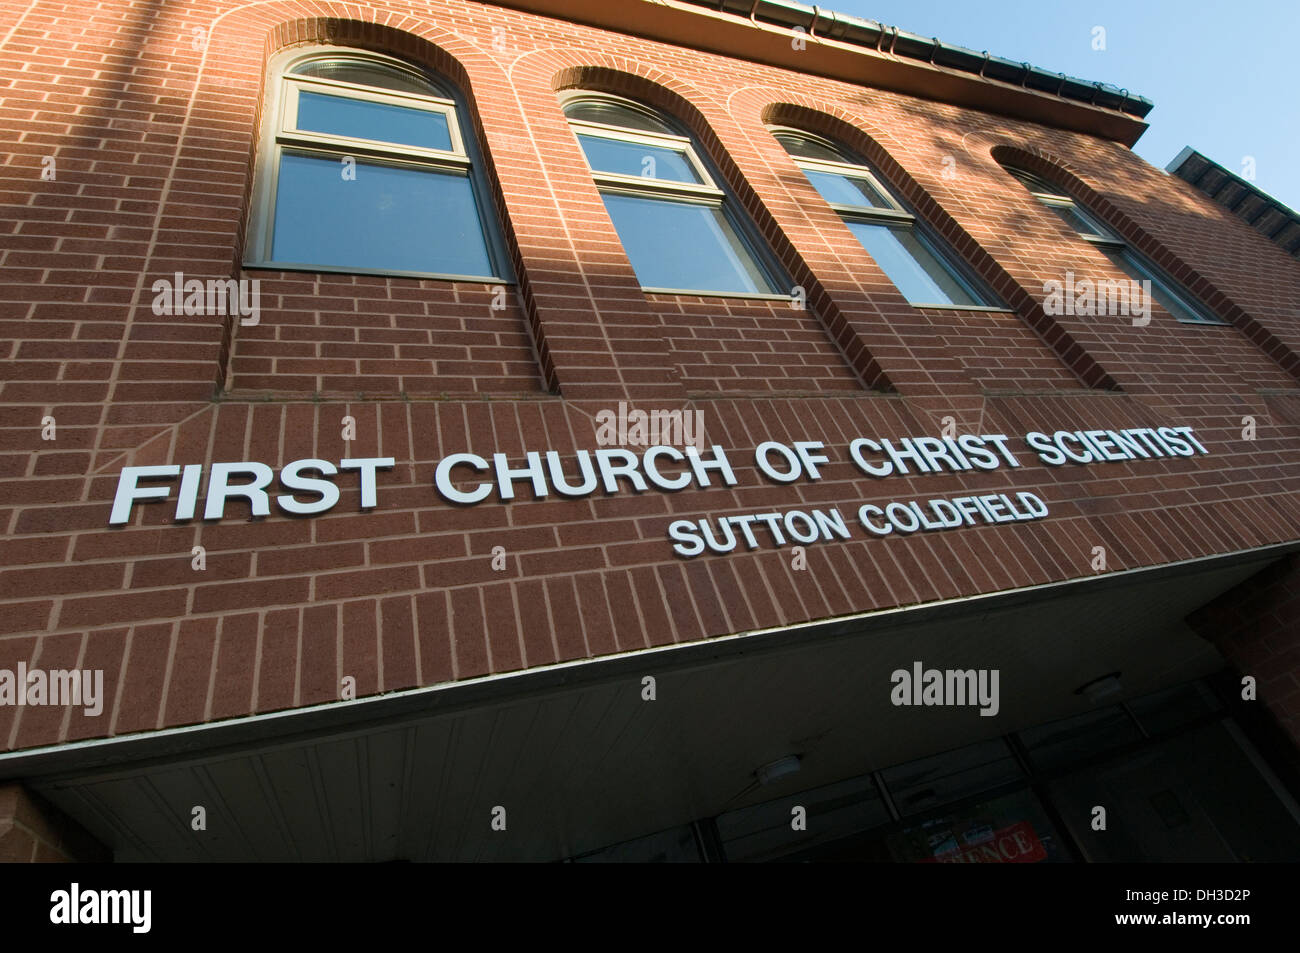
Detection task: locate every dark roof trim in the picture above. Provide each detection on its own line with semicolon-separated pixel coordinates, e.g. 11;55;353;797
691;0;1153;119
483;0;1150;146
1168;146;1300;258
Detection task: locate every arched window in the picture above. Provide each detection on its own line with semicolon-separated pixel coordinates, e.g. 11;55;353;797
244;50;510;281
562;93;783;295
1002;164;1226;325
772;129;996;308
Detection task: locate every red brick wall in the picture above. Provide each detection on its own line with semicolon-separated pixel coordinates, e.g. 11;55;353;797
649;293;863;393
1189;555;1300;746
2;0;1299;755
0;783;107;861
227;276;544;397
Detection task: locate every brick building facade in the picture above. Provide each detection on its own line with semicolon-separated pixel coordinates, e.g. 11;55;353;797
1;0;1298;862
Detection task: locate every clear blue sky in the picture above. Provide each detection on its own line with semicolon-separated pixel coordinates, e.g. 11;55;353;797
830;0;1300;211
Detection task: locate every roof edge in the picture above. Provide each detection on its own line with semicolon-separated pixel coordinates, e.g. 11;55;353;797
480;0;1151;146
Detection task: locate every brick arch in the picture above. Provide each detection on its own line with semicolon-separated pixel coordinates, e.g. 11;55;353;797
993;140;1213;273
991;144;1300;384
547;63;761;225
188;6;522;269
989;144;1088;185
46;1;558;493
759;104;1118;392
551;63;752;162
256;17;527;264
252;13;525;242
764;100;972;226
547;63;783;238
241;16;501;270
54;1;548;475
546;66;895;392
263;17;478;89
761;100;906;163
206;10;554;393
491;52;718;397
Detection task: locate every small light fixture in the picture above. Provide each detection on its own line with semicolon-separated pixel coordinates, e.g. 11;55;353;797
756;755;802;786
1075;671;1123;704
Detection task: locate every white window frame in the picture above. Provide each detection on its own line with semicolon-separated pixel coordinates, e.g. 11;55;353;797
1009;168;1228;326
566;118;719;201
244;49;510;283
563;93;785;298
280;73;468;161
772;127;999;310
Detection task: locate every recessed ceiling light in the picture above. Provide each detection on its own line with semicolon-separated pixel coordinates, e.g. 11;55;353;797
755;755;802;786
1074;671;1123;704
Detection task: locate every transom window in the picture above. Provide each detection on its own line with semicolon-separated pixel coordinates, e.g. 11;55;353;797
1004;165;1227;325
773;129;996;308
244;51;509;281
563;94;783;296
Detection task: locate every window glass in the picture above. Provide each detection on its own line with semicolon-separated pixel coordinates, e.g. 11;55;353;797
1004;160;1224;324
291;59;435;95
886;788;1069;863
576;135;702;184
1007;167;1070;198
601;192;769;293
246;52;507;280
846;221;980;306
567;95;780;295
774;133;851;163
565;100;676;135
271;153;492;276
776;128;995;307
801;168;892;210
1097;247;1218;324
295;91;453;151
1043;200;1112;240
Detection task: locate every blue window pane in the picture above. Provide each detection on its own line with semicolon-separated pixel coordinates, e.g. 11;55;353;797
271;152;493;277
565;101;677;135
1098;247;1220;324
296;91;452;151
776;134;852;163
601;193;771;293
291;60;436;97
577;135;701;184
1044;201;1111;240
846;220;980;306
1009;167;1070;198
802;168;892;210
